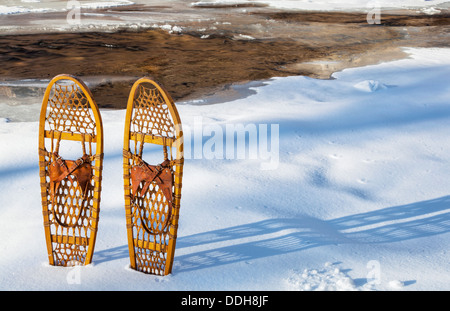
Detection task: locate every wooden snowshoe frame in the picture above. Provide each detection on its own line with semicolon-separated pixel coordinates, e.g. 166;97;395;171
123;77;184;275
38;74;103;266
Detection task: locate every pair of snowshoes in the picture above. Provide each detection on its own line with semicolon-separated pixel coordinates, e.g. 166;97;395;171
38;74;184;276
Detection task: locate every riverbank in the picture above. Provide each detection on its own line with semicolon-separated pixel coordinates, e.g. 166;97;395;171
1;4;449;112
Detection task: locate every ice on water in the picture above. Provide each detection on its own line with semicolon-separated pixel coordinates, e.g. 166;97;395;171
0;0;135;14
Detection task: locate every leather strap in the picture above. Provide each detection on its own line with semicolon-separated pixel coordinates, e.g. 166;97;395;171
129;156;174;235
48;153;92;227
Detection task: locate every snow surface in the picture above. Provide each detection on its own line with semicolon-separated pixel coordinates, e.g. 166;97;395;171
1;47;450;291
0;0;135;15
190;0;450;11
1;0;448;16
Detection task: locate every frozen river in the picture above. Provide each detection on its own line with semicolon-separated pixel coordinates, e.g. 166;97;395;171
2;0;450;12
1;0;449;35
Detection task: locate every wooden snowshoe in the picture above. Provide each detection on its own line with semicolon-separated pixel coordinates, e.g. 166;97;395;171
38;74;103;266
123;77;184;275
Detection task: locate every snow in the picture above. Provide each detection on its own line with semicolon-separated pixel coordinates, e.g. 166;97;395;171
0;5;55;15
79;1;134;9
2;0;448;16
287;262;358;291
0;0;135;15
1;47;450;291
191;0;450;11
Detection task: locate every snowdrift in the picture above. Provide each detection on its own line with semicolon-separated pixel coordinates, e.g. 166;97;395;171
1;47;450;291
